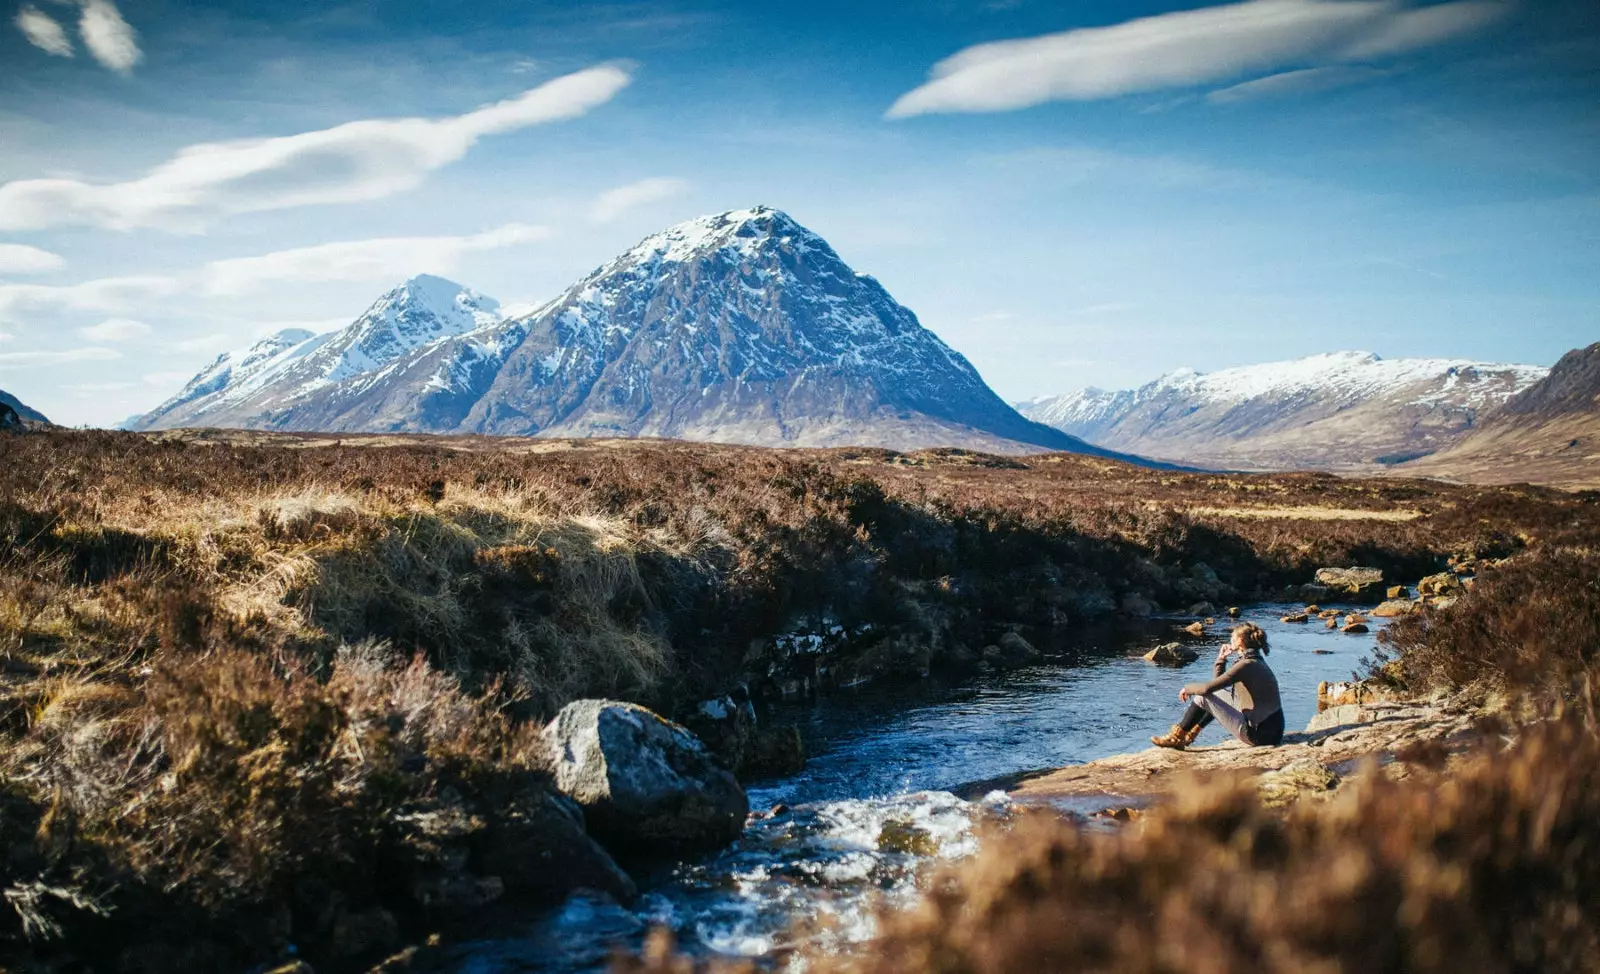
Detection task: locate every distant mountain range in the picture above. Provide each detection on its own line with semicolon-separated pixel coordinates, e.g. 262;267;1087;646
0;389;48;425
1018;351;1549;472
130;207;1113;458
1401;342;1600;487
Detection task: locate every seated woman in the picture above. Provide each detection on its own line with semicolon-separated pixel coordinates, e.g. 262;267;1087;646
1152;622;1283;749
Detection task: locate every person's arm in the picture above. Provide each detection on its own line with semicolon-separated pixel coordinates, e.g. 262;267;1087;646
1184;659;1250;698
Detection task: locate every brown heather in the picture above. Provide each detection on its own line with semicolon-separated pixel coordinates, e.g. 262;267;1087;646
1370;548;1600;702
1;429;1598;970
623;708;1600;974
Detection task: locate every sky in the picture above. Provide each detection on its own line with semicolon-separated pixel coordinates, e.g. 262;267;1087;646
1;0;1597;427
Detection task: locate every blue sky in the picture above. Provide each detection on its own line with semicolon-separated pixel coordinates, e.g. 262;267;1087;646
1;0;1596;426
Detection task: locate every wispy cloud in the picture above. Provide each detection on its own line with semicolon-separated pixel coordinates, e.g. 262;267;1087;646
78;317;151;341
0;242;65;274
76;0;141;73
199;224;549;296
0;275;181;322
0;223;547;323
887;0;1506;117
0;64;632;232
15;4;72;57
590;177;692;223
0;346;121;369
14;0;142;71
1208;65;1388;102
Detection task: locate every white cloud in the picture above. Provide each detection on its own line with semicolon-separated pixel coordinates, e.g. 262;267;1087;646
590;177;692;223
1342;1;1504;57
199;223;550;296
0;346;120;369
1208;65;1388;102
0;223;546;325
0;242;65;274
76;0;140;73
0;275;181;322
15;5;73;57
886;0;1506;117
0;331;12;342
142;370;194;387
78;317;152;341
0;64;632;232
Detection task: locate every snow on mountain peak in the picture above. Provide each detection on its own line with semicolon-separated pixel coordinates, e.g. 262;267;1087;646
1143;351;1539;407
618;206;823;266
375;274;502;328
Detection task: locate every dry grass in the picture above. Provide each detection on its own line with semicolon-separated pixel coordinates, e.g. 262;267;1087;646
1369;548;1600;703
1178;505;1424;521
623;707;1600;974
2;429;1598;971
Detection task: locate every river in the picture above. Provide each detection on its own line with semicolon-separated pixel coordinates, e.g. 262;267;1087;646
453;603;1390;972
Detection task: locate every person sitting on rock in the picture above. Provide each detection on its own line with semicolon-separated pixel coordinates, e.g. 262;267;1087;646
1151;622;1283;749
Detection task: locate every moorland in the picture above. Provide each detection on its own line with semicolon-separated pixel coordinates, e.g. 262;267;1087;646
1;427;1597;972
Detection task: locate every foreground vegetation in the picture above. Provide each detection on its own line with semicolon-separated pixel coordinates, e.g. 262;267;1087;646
626;549;1600;974
1;429;1596;971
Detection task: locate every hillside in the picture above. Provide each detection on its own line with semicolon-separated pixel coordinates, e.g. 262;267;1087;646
131;208;1106;457
1401;341;1600;487
1019;352;1547;472
0;388;49;425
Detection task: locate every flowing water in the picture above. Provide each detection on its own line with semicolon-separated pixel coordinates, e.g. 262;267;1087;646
454;604;1390;972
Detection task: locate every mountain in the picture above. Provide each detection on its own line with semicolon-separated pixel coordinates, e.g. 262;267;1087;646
1018;351;1548;472
133;275;502;431
1401;342;1600;487
131;207;1112;458
0;389;48;425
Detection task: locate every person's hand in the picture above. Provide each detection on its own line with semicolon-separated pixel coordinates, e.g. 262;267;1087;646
1178;688;1191;703
1216;644;1233;662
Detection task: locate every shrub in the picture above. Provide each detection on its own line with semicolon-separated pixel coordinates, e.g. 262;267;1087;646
621;712;1600;974
1370;549;1600;700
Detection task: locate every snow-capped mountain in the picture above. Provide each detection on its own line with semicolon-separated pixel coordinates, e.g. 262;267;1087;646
1018;351;1549;471
131;208;1111;457
131;275;502;431
1403;341;1600;487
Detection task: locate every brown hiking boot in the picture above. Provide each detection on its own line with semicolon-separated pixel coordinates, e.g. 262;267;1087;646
1182;724;1204;747
1151;724;1190;749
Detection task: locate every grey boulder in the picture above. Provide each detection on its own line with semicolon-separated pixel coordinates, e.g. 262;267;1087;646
545;699;748;857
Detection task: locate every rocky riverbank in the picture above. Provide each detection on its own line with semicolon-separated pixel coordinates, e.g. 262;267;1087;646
974;693;1482;816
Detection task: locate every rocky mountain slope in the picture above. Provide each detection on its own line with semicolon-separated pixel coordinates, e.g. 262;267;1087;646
0;389;49;424
1018;351;1548;472
131;208;1109;457
134;274;503;431
1401;341;1600;487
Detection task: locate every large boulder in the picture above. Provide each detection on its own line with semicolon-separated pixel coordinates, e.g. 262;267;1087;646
1313;567;1386;603
1418;572;1465;597
545;700;748;858
1143;642;1199;665
984;630;1041;669
1371;599;1417;618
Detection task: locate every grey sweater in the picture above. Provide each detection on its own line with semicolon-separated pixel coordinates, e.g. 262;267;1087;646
1184;650;1282;723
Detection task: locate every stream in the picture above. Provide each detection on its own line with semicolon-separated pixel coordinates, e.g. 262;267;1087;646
454;604;1391;972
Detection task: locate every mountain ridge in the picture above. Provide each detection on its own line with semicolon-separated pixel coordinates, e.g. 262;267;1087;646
0;389;49;425
130;207;1121;459
1400;341;1600;487
1019;351;1548;472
